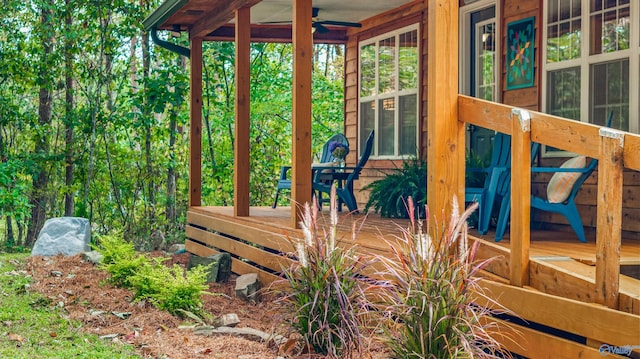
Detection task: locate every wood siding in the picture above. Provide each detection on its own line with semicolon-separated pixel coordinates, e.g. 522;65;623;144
343;1;427;207
342;0;640;237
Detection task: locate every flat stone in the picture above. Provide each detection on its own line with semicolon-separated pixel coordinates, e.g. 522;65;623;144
235;273;260;302
218;313;240;327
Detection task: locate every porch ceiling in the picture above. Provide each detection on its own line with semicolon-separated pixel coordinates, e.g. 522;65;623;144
143;0;414;41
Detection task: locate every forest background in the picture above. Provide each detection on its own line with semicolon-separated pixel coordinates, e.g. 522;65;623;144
0;0;345;250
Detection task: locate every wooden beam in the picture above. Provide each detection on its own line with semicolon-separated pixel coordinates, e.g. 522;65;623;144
427;0;463;224
189;37;203;207
595;128;625;308
475;279;640;347
189;0;261;39
234;7;250;216
290;0;313;228
510;109;531;286
204;24;348;44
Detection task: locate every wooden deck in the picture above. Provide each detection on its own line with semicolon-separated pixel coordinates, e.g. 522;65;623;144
185;205;640;358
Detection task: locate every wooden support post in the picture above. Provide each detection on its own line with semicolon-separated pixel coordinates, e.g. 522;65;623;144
290;0;313;228
595;127;624;309
234;6;250;217
427;0;463;225
189;37;203;207
510;109;531;287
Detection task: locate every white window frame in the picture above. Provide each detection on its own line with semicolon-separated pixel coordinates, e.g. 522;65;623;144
459;0;501;102
358;24;420;159
542;0;640;157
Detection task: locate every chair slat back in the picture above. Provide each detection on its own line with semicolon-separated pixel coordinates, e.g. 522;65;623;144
345;130;374;183
320;133;349;163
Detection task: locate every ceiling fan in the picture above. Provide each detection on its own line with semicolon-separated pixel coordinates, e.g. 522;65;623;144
262;7;362;33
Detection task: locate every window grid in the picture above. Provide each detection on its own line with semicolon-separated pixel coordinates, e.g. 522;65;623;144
542;0;639;156
358;24;419;159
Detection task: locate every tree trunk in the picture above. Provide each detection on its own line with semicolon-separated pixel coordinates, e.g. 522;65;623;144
63;0;75;217
26;2;54;247
142;25;155;224
6;216;14;247
166;56;186;225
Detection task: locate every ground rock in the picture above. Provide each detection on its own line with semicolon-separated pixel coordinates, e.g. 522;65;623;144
31;217;91;257
235;273;260;302
187;252;231;283
168;243;185;253
82;250;103;265
218;313;240;327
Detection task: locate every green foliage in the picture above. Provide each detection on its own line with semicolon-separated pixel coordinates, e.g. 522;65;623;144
94;232;210;316
129;259;210;316
276;189;370;358
0;0;345;248
371;198;511;358
465;149;489;188
94;233;148;287
363;158;427;218
0;253;138;358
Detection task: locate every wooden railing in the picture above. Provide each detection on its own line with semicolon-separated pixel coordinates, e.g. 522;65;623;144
458;95;640;310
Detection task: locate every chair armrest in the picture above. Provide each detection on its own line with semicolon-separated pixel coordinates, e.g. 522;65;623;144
278;166;292;180
531;167;591;174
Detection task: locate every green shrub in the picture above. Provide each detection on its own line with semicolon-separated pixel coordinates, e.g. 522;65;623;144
95;233;211;317
94;233;149;287
364;158;427;218
130;260;210;316
372;197;511;358
277;188;372;358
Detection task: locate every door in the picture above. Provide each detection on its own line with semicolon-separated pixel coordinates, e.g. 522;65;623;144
464;5;497;163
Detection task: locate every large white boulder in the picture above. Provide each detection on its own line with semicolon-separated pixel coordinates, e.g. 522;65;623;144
31;217;91;257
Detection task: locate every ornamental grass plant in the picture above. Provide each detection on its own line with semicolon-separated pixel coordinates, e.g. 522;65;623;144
276;186;373;358
372;197;513;358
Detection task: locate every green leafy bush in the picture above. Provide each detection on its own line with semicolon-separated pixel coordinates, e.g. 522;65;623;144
94;233;149;287
372;197;511;358
363;158;427;218
277;188;372;358
130;259;210;316
95;233;211;317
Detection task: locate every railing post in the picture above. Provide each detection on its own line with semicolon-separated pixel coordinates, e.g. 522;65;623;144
510;108;532;287
595;127;624;309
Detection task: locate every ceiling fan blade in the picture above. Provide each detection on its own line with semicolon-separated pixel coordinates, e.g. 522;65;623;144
315;20;362;28
312;23;330;34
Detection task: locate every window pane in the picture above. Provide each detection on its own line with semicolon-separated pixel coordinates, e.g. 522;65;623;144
360;44;376;97
378;37;396;94
378;98;395;155
360;101;375;151
590;59;629;130
590;0;630;54
547;0;581;62
478;23;496;101
399;30;419;90
547;67;581;120
399;94;417;155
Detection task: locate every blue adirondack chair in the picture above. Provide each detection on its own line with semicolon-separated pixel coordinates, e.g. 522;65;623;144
313;130;374;213
465;132;512;234
466;132;541;235
272;133;349;208
494;111;614;242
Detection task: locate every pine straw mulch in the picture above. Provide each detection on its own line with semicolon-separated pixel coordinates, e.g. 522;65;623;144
24;252;389;359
